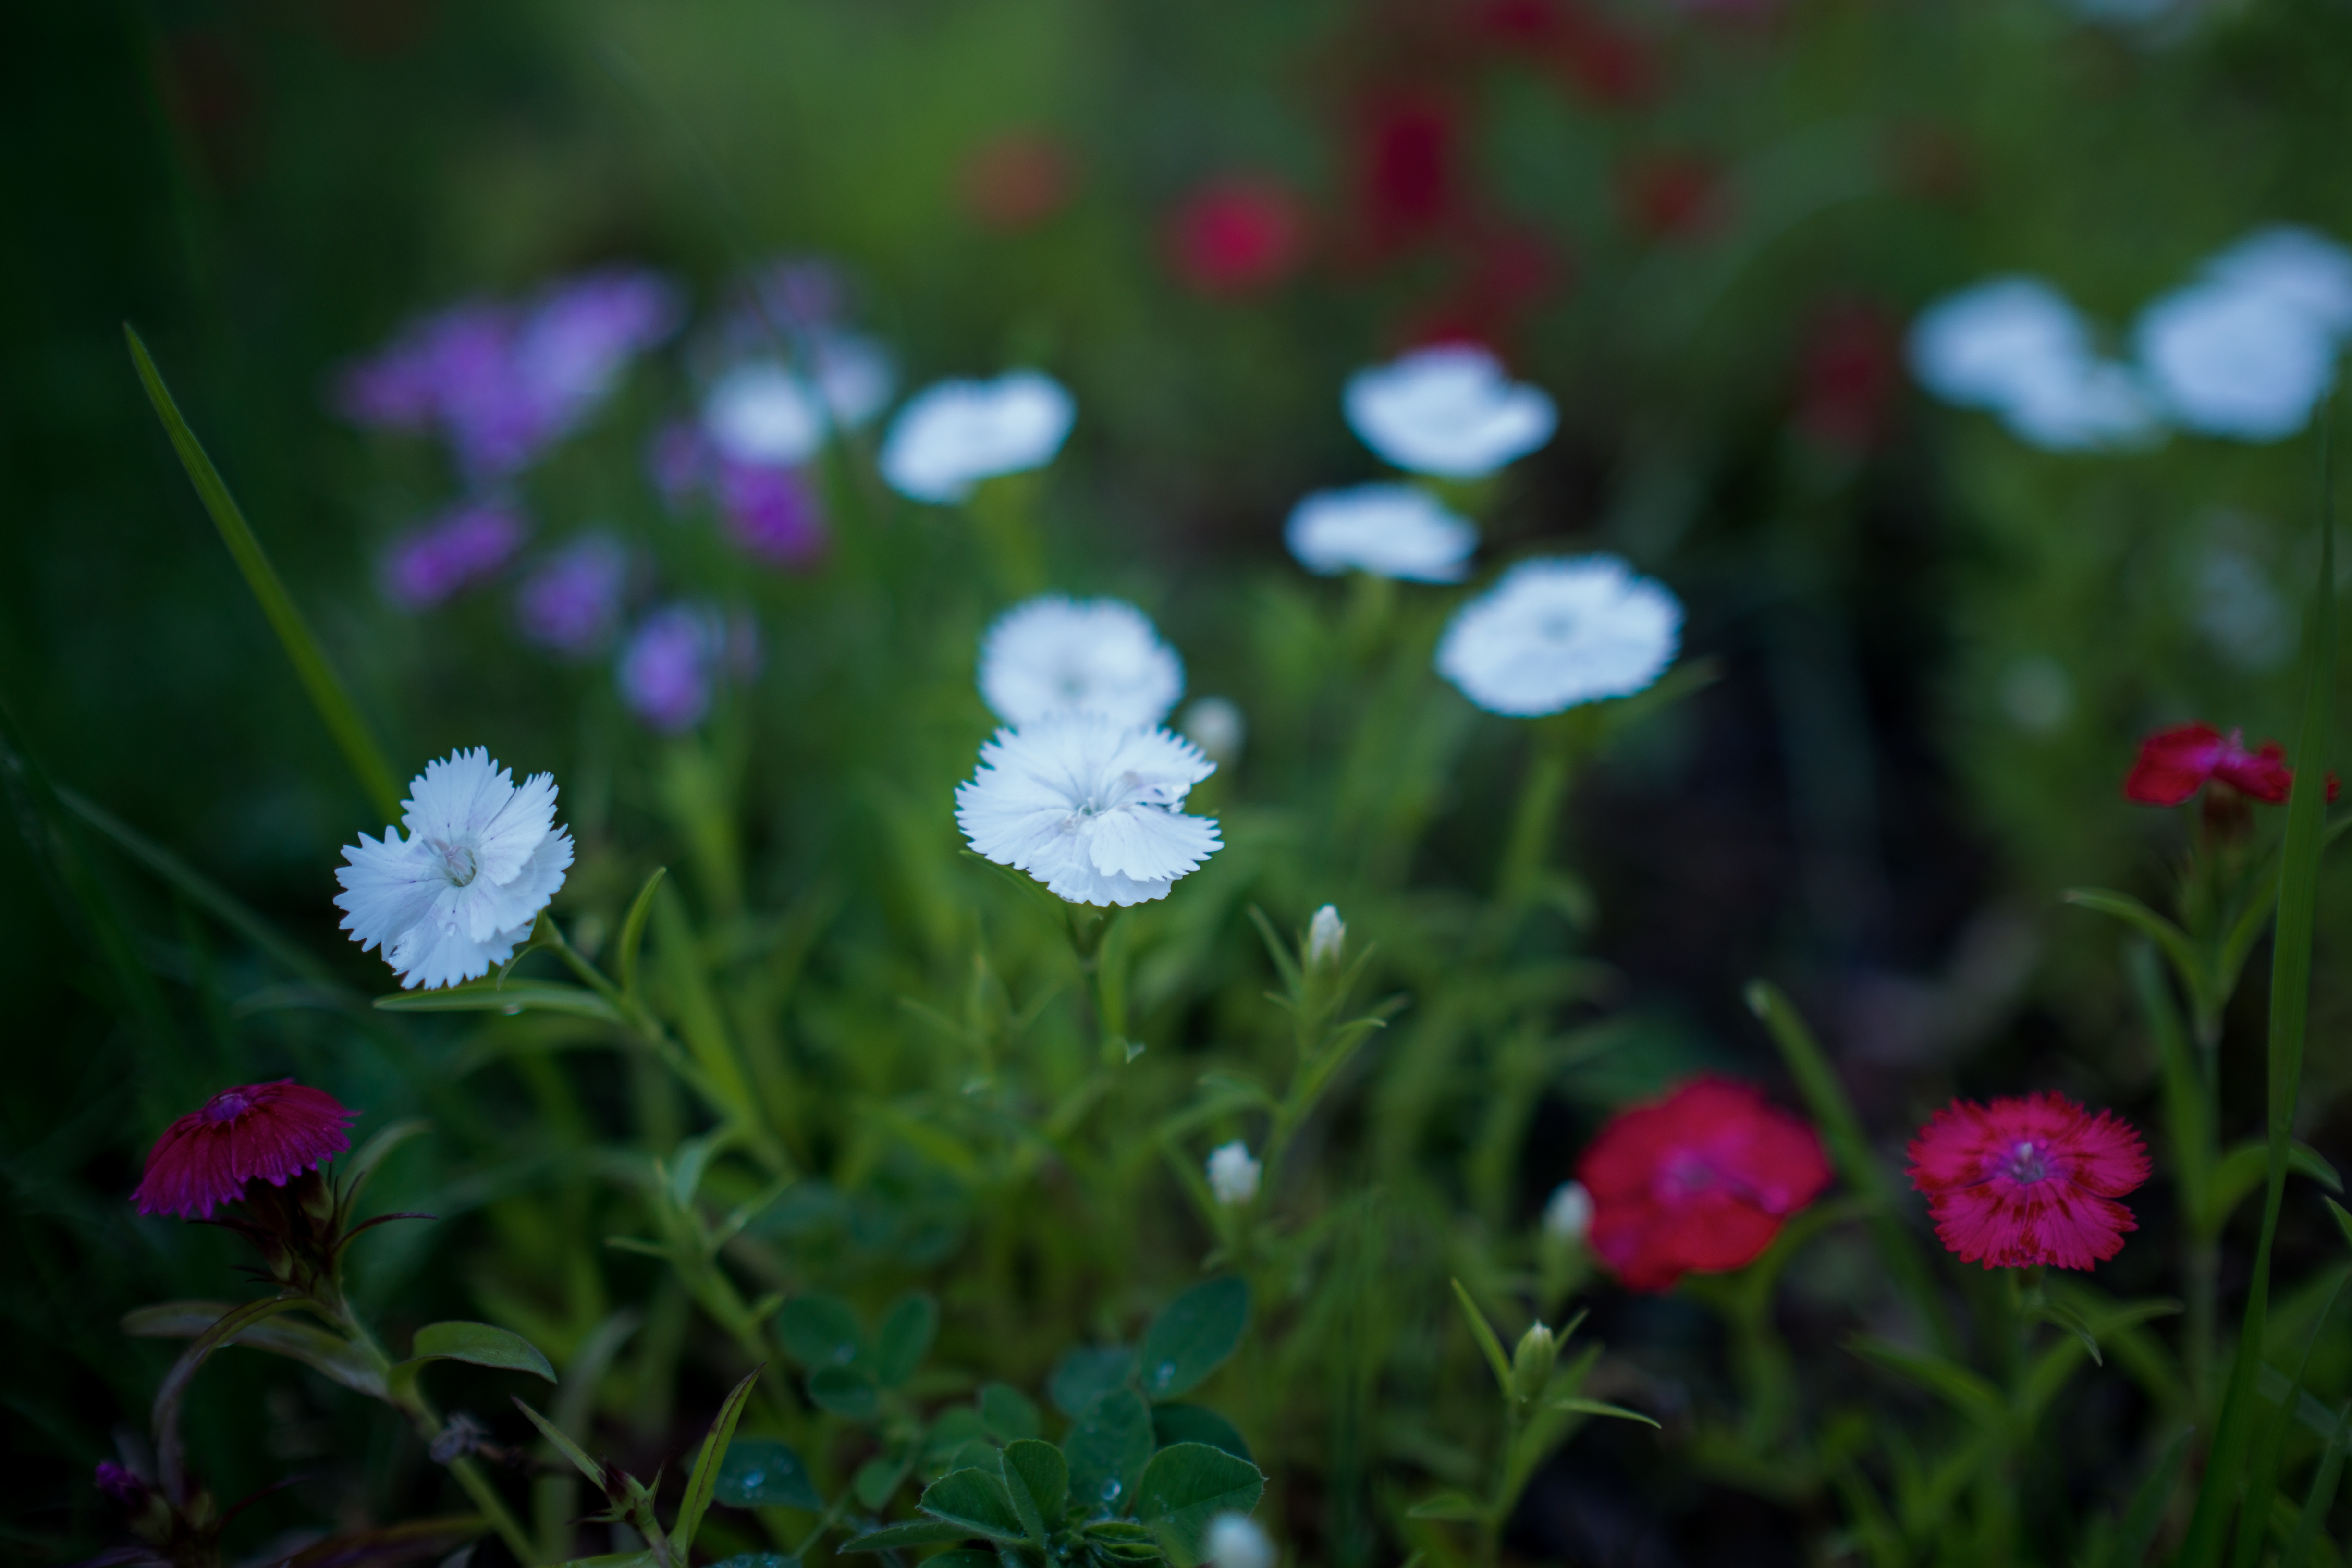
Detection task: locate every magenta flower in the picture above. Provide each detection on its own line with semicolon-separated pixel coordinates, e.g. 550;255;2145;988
132;1081;357;1220
378;502;527;611
516;534;630;658
1907;1092;2150;1270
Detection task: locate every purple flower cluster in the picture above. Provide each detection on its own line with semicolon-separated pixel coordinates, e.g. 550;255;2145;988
617;603;762;732
377;502;528;611
515;534;630;658
335;267;682;484
650;418;829;568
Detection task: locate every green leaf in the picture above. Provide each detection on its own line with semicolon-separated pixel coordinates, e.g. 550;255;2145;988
999;1439;1067;1544
808;1364;881;1420
1846;1335;2002;1426
511;1396;606;1488
855;1456;906;1510
918;1467;1029;1542
711;1556;802;1568
1051;1345;1138;1417
838;1520;972;1553
673;1367;761;1556
2062;889;2204;1008
715;1437;822;1511
123;1301;386;1399
1065;1389;1155;1516
403;1321;555;1382
2112;1428;2193;1568
373;979;621;1021
980;1383;1042;1443
1405;1492;1490;1523
1133;1442;1266;1567
124;327;401;821
1150;1403;1252;1463
925;1407;989;1469
777;1294;868;1370
2282;1402;2352;1568
339;1119;430;1213
875;1292;941;1388
925;1553;1001;1568
1449;1279;1512;1398
617;865;668;1002
1138;1278;1250;1399
1545;1397;1659;1430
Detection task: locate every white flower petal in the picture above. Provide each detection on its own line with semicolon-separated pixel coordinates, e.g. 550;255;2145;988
1087;804;1221;883
1343;345;1556;478
979;595;1185;729
880;369;1074;503
956;715;1220;906
1435;555;1681;717
1285;484;1477;582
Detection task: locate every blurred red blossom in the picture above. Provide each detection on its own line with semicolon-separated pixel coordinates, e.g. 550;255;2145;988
1395;226;1568;352
1620;152;1727;241
1795;300;1903;452
1576;1077;1831;1292
2122;722;2334;806
132;1081;357;1221
1908;1093;2148;1270
1470;0;1656;106
1352;90;1462;255
959;131;1078;233
1166;176;1313;296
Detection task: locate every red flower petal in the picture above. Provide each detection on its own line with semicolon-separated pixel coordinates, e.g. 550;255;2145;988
132;1080;357;1220
2123;722;2224;805
2213;738;2293;804
1906;1091;2148;1271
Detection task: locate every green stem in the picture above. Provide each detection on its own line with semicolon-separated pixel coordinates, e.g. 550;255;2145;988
1494;717;1577;916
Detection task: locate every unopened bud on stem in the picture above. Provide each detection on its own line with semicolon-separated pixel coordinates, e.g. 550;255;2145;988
1305;905;1346;971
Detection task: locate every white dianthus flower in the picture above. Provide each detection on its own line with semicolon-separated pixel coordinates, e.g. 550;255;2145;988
1907;275;2162;452
1344;344;1557;478
880;369;1075;503
1205;1513;1276;1568
705;362;824;466
1285;484;1477;582
1179;696;1247;766
1305;905;1346;970
2138;277;2343;442
1542;1180;1593;1244
334;749;575;990
956;716;1221;906
2204;225;2352;335
979;595;1185;730
1206;1141;1262;1206
1435;556;1681;718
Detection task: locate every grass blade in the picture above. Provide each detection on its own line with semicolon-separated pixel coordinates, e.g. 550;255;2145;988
671;1366;760;1556
2114;1427;2192;1568
124;325;401;822
2281;1402;2352;1568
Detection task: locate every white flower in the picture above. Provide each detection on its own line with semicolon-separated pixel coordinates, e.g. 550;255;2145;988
2128;226;2352;442
880;369;1075;502
1285;484;1478;582
956;716;1221;906
979;595;1184;729
1344;345;1556;478
1205;1513;1275;1568
1179;696;1246;766
1435;556;1681;718
334;749;575;990
1541;1180;1592;1243
1305;905;1346;970
1206;1141;1262;1206
703;335;895;467
1908;276;2162;452
806;331;897;425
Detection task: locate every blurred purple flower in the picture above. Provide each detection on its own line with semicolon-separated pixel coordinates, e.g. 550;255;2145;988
649;418;714;512
617;604;760;733
335;267;683;483
378;502;528;611
716;458;827;566
516;534;630;658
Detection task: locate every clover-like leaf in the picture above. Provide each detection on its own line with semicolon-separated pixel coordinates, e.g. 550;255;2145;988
1138;1279;1249;1400
1134;1442;1265;1567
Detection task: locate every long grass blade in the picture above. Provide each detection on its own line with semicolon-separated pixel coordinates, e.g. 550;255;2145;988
123;325;401;821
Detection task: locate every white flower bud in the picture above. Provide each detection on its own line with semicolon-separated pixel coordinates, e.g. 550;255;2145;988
1206;1141;1262;1206
1541;1180;1592;1244
1305;905;1346;970
1181;696;1247;766
1206;1513;1275;1568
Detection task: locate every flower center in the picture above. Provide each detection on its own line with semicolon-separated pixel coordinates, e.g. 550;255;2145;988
430;837;480;886
201;1090;253;1124
1539;612;1580;642
2000;1139;2049;1184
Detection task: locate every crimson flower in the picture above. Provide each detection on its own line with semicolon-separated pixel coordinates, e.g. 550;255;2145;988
1907;1092;2149;1270
1576;1077;1832;1292
1166;176;1311;297
2123;722;2300;806
1352;91;1460;255
132;1080;356;1220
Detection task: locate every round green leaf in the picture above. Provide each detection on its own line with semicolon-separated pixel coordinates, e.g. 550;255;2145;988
1150;1403;1252;1464
875;1292;940;1387
717;1437;823;1511
980;1383;1042;1443
919;1466;1027;1541
1138;1279;1249;1400
1064;1389;1154;1516
808;1363;881;1421
1051;1346;1137;1418
777;1294;867;1371
1134;1442;1265;1568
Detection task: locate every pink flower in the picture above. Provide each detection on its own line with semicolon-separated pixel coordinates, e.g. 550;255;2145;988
1907;1093;2149;1271
1166;176;1311;297
132;1081;357;1220
1576;1077;1832;1292
2123;722;2304;806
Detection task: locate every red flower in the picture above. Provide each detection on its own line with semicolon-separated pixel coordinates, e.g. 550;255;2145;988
1353;91;1461;255
133;1080;357;1220
958;131;1077;233
1907;1093;2148;1271
2123;723;2297;806
1576;1077;1832;1292
1166;176;1311;297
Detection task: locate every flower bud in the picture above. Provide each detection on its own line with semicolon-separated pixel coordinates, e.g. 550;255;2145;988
1541;1180;1592;1245
1305;905;1346;971
1509;1321;1560;1404
1181;696;1247;767
1207;1141;1262;1206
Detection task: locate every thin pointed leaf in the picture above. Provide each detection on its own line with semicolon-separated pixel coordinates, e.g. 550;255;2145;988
123;1300;385;1399
1405;1492;1490;1523
838;1520;971;1553
1846;1335;2003;1426
2233;1276;2346;1568
673;1367;762;1556
2114;1428;2193;1568
512;1396;607;1487
1450;1279;1513;1397
2062;889;2205;1009
123;326;400;820
403;1321;555;1382
373;979;622;1020
1245;905;1305;999
2281;1403;2352;1568
2130;941;2215;1232
1545;1397;1660;1430
617;865;668;1001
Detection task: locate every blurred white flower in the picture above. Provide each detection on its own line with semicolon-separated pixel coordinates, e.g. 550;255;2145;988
1343;345;1557;478
2138;280;2342;442
1285;484;1478;582
1305;905;1346;969
1435;556;1681;718
1205;1513;1275;1568
806;330;897;425
880;369;1075;502
1206;1141;1262;1205
1908;276;2162;452
980;595;1184;729
1542;1179;1593;1243
956;716;1221;906
706;362;823;466
1179;696;1247;766
2205;226;2352;334
334;748;575;991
